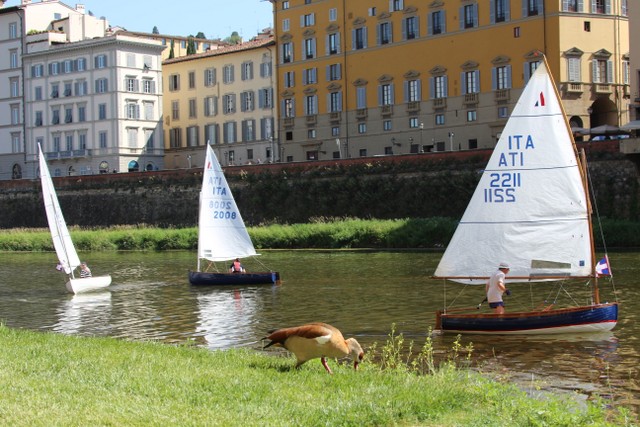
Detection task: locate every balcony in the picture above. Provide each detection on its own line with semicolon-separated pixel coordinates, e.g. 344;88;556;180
329;112;341;123
565;82;583;93
305;115;317;125
380;105;393;116
594;83;612;94
432;97;446;109
463;93;478;106
356;108;368;119
494;89;510;102
406;101;420;113
283;117;295;128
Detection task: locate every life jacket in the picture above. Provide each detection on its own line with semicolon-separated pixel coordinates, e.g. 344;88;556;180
232;261;242;272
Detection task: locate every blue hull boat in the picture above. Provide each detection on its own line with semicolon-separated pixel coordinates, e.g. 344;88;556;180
189;271;280;286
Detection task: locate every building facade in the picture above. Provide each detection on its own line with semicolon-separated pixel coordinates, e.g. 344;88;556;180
271;0;629;161
23;33;165;176
162;36;277;168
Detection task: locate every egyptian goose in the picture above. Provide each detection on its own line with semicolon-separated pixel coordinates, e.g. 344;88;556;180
263;322;364;374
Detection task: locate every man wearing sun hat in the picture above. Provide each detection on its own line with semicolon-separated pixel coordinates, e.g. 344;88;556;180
485;262;510;314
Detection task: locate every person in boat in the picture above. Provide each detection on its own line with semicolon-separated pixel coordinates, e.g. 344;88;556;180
79;262;92;278
229;258;245;273
485;262;510;314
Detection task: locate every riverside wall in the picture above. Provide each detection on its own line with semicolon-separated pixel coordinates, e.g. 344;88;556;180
1;141;638;229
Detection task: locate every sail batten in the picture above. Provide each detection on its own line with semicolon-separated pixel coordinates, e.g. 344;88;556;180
196;145;258;265
433;61;593;284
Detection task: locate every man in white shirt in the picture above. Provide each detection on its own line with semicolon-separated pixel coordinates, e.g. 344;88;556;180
485;262;510;314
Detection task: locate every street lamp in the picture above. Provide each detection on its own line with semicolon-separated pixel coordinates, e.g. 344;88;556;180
448;132;454;151
187;155;192;169
336;138;341;158
419;122;424;151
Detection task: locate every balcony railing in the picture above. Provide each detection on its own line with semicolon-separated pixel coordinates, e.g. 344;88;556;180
283;117;295;127
565;82;583;93
305;115;317;125
494;89;510;101
463;93;478;105
432;97;447;109
356;108;368;119
329;112;341;123
381;105;393;116
406;101;420;112
594;83;612;94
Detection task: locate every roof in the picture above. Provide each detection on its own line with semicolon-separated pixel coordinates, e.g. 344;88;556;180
162;35;274;65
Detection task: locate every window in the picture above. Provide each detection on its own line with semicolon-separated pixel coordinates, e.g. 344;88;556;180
301;13;315;27
260;61;272;78
144;102;154;120
498;106;509;118
258;88;273;109
435;113;445;125
369;7;376;16
332;126;340;136
9;22;17;39
304;38;316;59
52;108;60;125
78;105;86;122
65;106;73;123
205;124;219;145
329;8;337;21
327;64;341;81
189;98;197;118
66;134;73;151
64;82;72;97
10;78;19;98
429;11;445;35
95;78;108;93
283;98;295;118
493;65;512;90
379;83;394;105
404;16;419;40
328;33;340;55
172;100;179;120
35;111;43;126
35;87;43;101
51;83;59;98
50;62;59;75
463;71;479;94
169;128;182;148
10;49;18;69
204;68;216;86
304;95;317;115
307;129;316;139
491;0;509;23
126;102;140;119
169;74;180;91
223;94;236;114
284;71;295;88
358;123;367;134
592;58;613;83
241;91;255;112
99;131;108;148
241;62;254;81
187;126;199;147
189;71;196;89
223;122;237;143
242;120;256;142
99;103;107;120
461;4;478;29
282;18;290;32
329;92;342;112
390;0;403;12
95;54;107;68
525;60;541;81
53;135;61;151
76;58;86;71
142;79;155;94
75;80;88;96
260;117;274;140
353;27;367;50
356;86;367;109
409;117;419;128
431;75;448;99
378;22;392;45
524;0;543;16
405;79;421;102
126;77;138;92
383;120;392;131
32;64;44;77
282;1;289;9
127;128;138;148
303;68;317;85
282;42;293;63
63;60;73;73
223;65;235;84
467;110;477;122
204;96;218;116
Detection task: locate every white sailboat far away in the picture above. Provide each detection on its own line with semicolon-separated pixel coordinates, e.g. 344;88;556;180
188;144;281;286
38;144;111;294
432;57;618;334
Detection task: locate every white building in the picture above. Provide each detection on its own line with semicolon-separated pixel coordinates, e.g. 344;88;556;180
23;32;165;176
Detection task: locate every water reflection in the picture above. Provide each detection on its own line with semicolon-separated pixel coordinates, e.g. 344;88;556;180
54;292;112;335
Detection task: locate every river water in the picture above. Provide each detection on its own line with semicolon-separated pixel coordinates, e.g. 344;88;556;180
0;250;638;411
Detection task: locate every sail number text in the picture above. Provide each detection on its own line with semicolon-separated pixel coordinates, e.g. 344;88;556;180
208;200;237;220
483;172;521;203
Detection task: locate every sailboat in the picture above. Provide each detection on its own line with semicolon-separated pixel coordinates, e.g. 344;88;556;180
188;144;280;286
38;144;112;294
432;58;618;334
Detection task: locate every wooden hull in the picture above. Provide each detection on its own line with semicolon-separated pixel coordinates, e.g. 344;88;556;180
65;275;112;294
189;271;280;286
436;303;618;335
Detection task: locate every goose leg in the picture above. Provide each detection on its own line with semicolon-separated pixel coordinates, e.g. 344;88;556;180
321;357;333;374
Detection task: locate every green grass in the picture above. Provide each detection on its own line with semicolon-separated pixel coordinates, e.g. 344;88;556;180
0;217;638;252
0;325;631;427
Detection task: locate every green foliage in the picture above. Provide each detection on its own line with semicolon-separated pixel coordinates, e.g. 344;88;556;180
168;39;175;59
223;31;242;45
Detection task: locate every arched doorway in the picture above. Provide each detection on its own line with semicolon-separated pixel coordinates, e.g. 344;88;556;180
588;98;618;128
569;115;587;142
128;160;140;172
11;164;22;179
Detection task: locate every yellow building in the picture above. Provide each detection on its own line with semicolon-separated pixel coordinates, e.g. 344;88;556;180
162;35;277;168
271;0;629;161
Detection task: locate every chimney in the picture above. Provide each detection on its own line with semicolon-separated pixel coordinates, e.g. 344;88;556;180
76;3;85;14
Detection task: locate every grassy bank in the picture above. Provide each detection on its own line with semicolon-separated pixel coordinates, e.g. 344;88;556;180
0;325;629;426
1;217;639;252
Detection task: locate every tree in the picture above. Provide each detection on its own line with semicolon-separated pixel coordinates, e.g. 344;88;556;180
195;32;206;39
152;26;160;34
186;37;196;55
223;31;242;45
168;39;175;59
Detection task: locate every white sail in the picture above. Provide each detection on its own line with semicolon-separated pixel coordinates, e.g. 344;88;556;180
434;61;592;284
38;144;82;275
197;145;257;264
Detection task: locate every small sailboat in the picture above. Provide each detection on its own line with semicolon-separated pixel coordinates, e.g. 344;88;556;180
188;145;280;286
432;57;618;334
38;144;111;294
